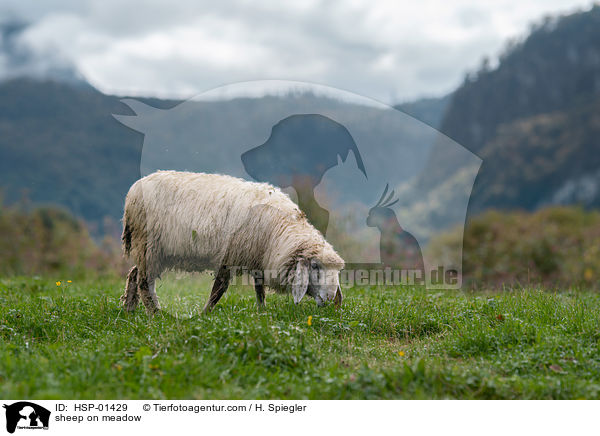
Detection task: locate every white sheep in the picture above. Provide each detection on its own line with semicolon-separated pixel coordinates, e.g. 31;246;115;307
120;170;344;314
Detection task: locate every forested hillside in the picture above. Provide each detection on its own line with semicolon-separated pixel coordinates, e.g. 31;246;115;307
0;79;142;230
433;5;600;211
0;79;182;232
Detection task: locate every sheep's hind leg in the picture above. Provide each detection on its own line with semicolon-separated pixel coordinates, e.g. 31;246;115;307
255;283;265;307
253;272;265;307
121;265;139;312
203;266;230;314
138;274;161;315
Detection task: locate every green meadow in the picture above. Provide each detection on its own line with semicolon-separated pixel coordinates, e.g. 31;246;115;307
1;274;599;399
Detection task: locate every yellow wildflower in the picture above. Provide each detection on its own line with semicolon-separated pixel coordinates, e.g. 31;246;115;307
55;281;61;286
307;315;313;326
67;280;72;283
398;351;405;357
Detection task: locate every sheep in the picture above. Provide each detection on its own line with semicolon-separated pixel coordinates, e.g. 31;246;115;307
120;170;344;314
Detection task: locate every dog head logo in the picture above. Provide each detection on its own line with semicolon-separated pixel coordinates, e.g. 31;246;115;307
3;402;50;433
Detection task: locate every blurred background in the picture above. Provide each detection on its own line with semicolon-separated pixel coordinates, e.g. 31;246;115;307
0;0;599;288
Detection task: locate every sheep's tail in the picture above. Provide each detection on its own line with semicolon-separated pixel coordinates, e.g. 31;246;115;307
122;211;133;256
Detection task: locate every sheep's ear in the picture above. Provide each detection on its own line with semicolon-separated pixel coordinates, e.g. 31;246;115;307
334;285;343;307
292;260;309;304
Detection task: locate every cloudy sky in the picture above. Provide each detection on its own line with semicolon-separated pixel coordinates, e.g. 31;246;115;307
0;0;594;103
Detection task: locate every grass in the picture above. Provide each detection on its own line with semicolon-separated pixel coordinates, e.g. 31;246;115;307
1;273;600;399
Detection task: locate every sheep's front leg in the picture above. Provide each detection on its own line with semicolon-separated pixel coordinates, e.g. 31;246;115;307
203;266;230;314
121;265;139;312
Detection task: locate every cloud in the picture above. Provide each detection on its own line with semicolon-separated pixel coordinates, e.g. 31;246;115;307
0;0;593;102
0;18;86;84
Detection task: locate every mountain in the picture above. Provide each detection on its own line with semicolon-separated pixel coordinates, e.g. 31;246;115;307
0;78;143;232
0;78;442;235
441;7;600;154
3;5;600;236
472;98;600;210
429;5;600;212
395;94;451;129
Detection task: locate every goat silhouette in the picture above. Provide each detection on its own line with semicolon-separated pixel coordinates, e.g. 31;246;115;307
367;184;425;277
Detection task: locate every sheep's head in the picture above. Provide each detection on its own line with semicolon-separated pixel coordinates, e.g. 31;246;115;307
291;249;344;307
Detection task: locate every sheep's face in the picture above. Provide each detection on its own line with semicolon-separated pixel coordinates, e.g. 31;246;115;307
291;258;343;307
307;259;342;306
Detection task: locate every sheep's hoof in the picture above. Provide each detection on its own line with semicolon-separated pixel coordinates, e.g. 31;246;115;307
121;302;137;312
144;307;161;317
202;304;217;315
120;300;138;313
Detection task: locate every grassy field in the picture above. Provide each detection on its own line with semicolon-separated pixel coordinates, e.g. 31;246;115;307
1;274;600;399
